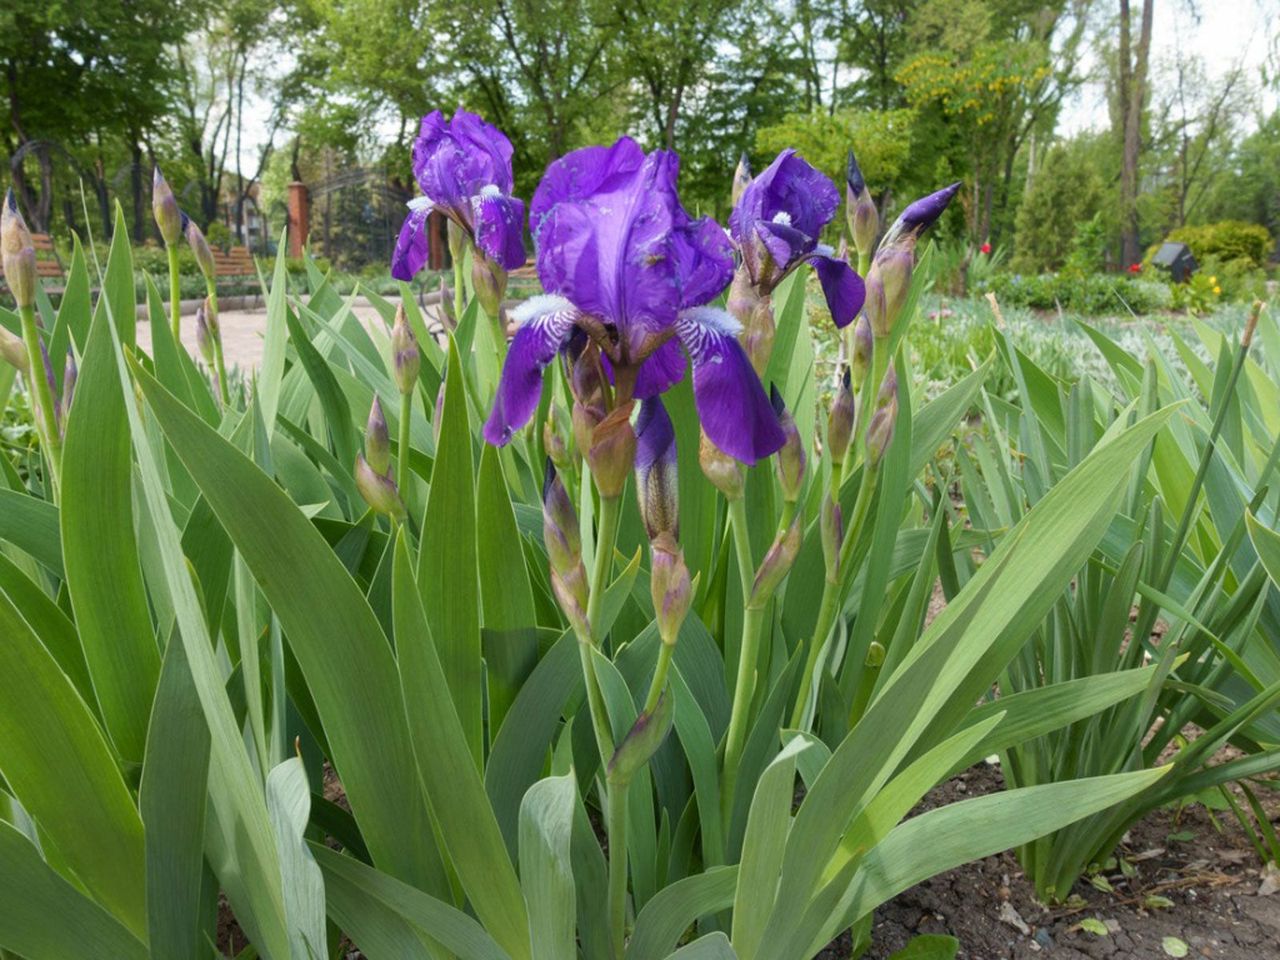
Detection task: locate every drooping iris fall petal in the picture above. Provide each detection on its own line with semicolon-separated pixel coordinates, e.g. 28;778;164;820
483;296;579;445
674;307;785;464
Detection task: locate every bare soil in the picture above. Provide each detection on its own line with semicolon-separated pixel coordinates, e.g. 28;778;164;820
858;764;1280;960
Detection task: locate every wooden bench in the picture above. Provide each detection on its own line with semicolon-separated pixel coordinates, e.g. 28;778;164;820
212;245;256;279
31;234;65;282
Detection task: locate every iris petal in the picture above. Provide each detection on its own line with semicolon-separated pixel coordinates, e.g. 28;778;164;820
674;307;785;464
808;255;866;329
472;192;527;270
483;295;578;446
391;204;432;282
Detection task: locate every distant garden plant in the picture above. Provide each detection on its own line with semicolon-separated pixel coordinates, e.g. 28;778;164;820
0;107;1274;960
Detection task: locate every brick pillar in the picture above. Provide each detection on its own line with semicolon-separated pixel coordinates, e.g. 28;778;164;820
287;182;309;257
428;210;446;270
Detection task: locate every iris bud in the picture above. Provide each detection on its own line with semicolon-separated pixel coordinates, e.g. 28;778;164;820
60;350;76;426
699;431;744;501
446;219;467;267
866;364;899;467
607;686;674;785
820;491;843;581
543;405;573;471
728;268;775;375
845;149;879;261
587;401;636;500
851;314;872;389
471;252;507;320
650;534;691;647
152;167;182;247
391;302;421;395
1;189;37;309
432;381;446;446
0;325;27;372
862;270;889;339
635;398;679;540
542;460;582;574
355;453;406;520
827;367;855;468
731;152;752;208
195;303;216;365
365;396;392;475
748;512;802;608
543;460;590;633
770;385;805;502
186;216;216;283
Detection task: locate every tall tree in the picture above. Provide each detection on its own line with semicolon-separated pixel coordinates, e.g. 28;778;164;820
1116;0;1153;266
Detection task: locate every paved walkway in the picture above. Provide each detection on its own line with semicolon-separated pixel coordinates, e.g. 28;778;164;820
133;296;442;371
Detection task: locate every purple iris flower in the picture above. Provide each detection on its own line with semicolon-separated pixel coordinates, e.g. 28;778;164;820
391;108;527;281
729;149;865;328
482;137;784;465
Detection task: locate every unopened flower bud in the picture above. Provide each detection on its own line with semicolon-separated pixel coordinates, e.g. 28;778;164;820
391;303;420;394
820;492;843;581
865;248;911;338
543;406;573;471
880;182;962;251
749;512;802;608
635;398;679;540
728;268;776;375
862;270;889;339
588;401;636;500
60;349;76;426
827;367;855;467
770;385;804;502
608;686;674;785
699;431;744;500
846;149;879;260
195;304;216;365
365;396;391;475
731;153;752;208
152;167;182;247
0;324;26;372
471;253;507;320
864;640;886;668
447;218;467;265
850;314;873;388
35;336;57;436
866;365;899;467
2;189;37;309
355;453;406;520
650;533;691;646
551;566;591;637
185;216;216;282
542;459;582;574
432;381;446;446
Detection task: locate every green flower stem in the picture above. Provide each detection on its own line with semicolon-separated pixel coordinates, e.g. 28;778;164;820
206;279;229;405
720;495;761;825
581;491;626;955
606;773;630;957
167;244;182;342
452;258;466;326
397;391;413;493
587;494;622;635
643;640;675;715
485;306;508;364
722;603;767;827
789;334;889;729
789;463;878;729
19;303;61;496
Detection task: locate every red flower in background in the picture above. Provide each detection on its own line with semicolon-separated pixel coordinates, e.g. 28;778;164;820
980;242;991;255
1129;263;1141;273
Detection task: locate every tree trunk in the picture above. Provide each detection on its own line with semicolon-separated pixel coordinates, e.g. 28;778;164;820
1118;0;1154;267
130;139;146;242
